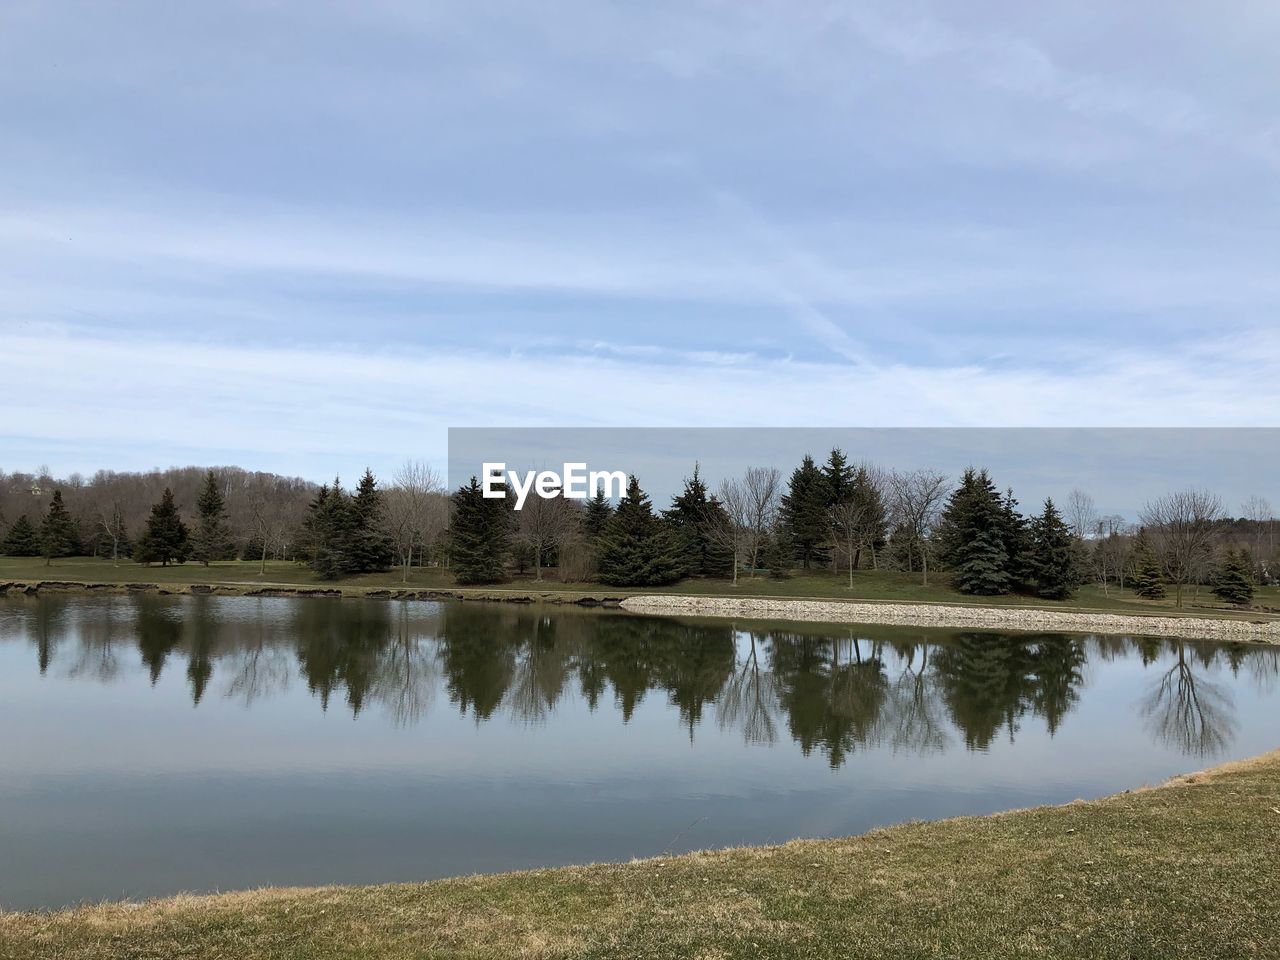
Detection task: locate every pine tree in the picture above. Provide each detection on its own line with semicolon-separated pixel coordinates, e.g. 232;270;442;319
1029;498;1082;599
582;487;613;544
1212;550;1255;607
664;465;733;577
134;488;192;566
242;532;266;563
307;478;356;580
1131;528;1165;599
191;470;235;565
822;448;856;507
780;455;830;569
759;528;790;579
2;514;41;557
597;476;684;586
939;469;1011;595
450;476;511;584
998;488;1032;591
301;483;332;564
39;490;78;566
348;469;395;573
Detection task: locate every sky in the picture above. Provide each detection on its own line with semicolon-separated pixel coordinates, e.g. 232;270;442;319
3;1;1280;485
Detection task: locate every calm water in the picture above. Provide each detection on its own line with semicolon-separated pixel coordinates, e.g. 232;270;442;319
1;594;1277;910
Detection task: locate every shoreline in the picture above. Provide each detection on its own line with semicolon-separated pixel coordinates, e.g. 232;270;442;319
0;579;627;607
5;577;1280;643
3;749;1277;957
621;594;1280;644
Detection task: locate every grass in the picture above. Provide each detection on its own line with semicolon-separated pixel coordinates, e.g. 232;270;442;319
3;752;1278;959
3;556;1278;622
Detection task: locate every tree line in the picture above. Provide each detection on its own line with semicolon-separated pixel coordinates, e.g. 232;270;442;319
446;450;1276;606
3;454;1276;606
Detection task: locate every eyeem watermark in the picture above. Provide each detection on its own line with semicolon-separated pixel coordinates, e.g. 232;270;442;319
482;462;627;510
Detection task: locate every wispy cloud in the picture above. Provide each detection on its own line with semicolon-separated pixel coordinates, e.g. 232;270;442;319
4;325;1280;481
2;0;1279;477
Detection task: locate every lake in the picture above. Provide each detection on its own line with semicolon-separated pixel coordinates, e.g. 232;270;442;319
1;593;1277;911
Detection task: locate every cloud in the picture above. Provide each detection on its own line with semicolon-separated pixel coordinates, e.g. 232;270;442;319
2;0;1280;483
4;325;1279;483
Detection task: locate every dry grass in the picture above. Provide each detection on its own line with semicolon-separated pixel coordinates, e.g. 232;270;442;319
3;752;1278;959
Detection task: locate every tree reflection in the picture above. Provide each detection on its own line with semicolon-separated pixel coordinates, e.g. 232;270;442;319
716;631;779;746
932;634;1086;750
370;603;439;726
293;599;394;714
134;596;184;685
885;641;949;755
7;597;1264;764
1139;642;1237;758
769;632;888;767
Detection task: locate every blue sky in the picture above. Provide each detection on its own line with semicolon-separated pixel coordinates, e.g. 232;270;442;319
3;1;1280;483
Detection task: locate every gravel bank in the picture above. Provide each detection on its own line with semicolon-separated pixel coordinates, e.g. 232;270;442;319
620;595;1280;644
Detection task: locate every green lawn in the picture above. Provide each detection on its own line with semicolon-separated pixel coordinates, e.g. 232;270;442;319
3;556;1276;621
3;752;1277;959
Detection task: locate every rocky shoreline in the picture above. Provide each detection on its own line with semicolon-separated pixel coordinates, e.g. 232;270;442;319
6;579;1277;644
0;580;626;607
620;595;1280;644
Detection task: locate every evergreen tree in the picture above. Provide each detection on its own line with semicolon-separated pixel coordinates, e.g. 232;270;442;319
1131;528;1165;599
450;476;511;584
1212;550;1255;607
597;476;684;586
242;532;266;563
307;478;356;580
822;448;856;507
348;469;395;573
582;487;613;543
39;490;78;566
2;514;41;557
780;455;830;569
191;470;235;565
1028;498;1082;599
664;465;733;577
301;483;332;564
759;528;790;579
998;488;1033;591
134;488;192;566
938;469;1011;595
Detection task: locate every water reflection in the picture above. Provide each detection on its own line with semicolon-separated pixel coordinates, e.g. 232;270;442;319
3;595;1275;763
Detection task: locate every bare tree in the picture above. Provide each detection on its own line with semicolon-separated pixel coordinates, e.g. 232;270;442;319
708;479;749;586
741;466;782;575
1064;489;1098;543
242;472;306;575
1242;495;1274;582
88;471;135;565
707;467;781;584
1141;489;1224;607
515;490;577;581
1090;516;1131;594
888;469;950;587
830;499;864;589
386;460;446;582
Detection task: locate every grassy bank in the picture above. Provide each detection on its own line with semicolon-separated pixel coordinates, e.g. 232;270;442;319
3;557;1278;622
3;752;1278;959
